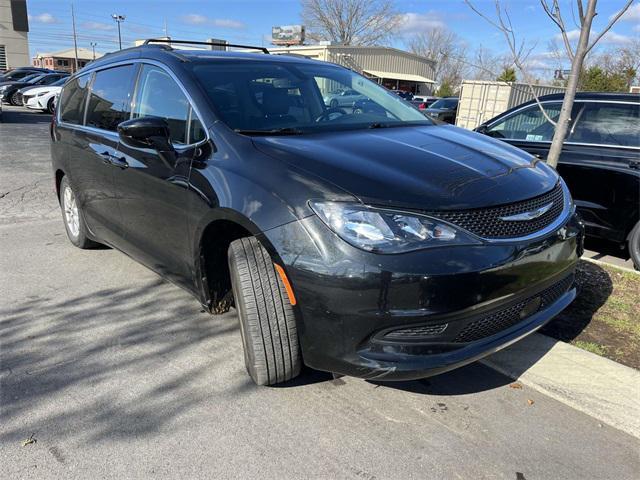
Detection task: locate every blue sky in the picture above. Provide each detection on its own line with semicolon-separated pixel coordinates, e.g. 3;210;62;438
26;0;639;74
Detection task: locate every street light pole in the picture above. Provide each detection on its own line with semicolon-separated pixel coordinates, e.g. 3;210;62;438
111;14;126;50
90;42;97;60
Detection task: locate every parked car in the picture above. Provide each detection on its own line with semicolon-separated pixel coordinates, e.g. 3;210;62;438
52;40;583;386
475;92;640;269
22;77;67;113
323;88;367;108
0;72;68;105
411;95;440;110
0;67;53;81
424;97;459;124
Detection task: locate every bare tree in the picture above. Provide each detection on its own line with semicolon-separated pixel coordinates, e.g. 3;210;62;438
465;0;634;168
406;27;467;87
301;0;399;46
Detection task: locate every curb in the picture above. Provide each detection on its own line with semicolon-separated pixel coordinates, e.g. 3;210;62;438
582;256;639;275
481;333;640;439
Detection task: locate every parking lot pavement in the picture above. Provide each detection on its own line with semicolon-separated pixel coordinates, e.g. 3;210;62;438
2;106;639;479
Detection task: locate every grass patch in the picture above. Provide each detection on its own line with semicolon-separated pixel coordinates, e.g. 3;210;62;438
573;341;607;356
541;260;640;369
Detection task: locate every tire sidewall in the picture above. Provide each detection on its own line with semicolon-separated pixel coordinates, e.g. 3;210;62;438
228;251;256;372
629;221;640;270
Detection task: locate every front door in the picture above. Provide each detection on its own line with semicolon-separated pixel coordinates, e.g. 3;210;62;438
112;64;206;287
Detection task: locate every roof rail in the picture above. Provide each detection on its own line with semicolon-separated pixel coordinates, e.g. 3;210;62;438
143;38;270;54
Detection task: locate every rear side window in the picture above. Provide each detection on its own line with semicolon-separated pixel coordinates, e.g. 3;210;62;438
59;74;90;125
86;64;136;132
486;102;561;141
569;102;640;148
132;64;191;144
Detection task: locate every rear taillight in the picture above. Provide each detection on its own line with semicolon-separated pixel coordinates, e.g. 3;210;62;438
418;103;427;110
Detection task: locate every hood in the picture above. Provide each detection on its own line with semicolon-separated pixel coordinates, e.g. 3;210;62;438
251;124;558;211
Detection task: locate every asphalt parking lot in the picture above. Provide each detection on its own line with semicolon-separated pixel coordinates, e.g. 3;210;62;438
1;105;639;479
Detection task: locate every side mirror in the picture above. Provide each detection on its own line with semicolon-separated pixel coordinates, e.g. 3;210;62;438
118;117;173;152
475;125;488;134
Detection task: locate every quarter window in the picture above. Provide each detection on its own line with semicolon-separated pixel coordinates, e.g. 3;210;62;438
59;74;90;125
133;65;195;145
86;64;136;132
569;102;639;148
486;103;562;141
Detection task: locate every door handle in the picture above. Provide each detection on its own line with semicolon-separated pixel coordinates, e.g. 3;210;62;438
99;151;129;169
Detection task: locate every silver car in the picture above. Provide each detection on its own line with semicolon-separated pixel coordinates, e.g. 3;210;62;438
323;89;367;108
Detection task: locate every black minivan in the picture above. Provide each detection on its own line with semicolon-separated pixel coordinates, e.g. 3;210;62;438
51;40;583;385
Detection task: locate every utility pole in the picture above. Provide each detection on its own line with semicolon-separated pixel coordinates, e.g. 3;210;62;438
111;14;126;50
71;3;79;72
90;42;97;60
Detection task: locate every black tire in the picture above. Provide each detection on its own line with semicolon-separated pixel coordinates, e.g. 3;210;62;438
628;221;640;271
353;108;363;114
10;91;21;106
59;176;99;249
228;237;301;385
330;99;339;108
46;97;55;114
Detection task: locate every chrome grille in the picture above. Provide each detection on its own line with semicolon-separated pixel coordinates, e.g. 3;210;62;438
426;183;565;239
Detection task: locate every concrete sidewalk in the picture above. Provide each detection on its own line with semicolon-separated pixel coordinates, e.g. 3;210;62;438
483;333;640;439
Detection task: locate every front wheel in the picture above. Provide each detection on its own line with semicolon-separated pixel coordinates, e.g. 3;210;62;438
228;237;301;385
628;221;640;271
46;97;55;114
59;176;99;249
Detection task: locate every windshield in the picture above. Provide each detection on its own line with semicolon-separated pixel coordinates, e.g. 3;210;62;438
430;98;458;109
189;60;431;134
51;78;68;87
22;74;45;84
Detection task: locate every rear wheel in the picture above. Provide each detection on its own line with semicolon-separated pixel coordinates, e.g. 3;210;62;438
330;99;339;108
59;176;99;249
10;91;21;106
228;237;301;385
628;221;640;271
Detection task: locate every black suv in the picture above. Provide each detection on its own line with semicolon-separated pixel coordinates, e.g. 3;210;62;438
476;93;639;268
51;40;583;385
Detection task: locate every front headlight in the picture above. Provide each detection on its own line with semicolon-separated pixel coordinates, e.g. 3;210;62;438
310;201;481;253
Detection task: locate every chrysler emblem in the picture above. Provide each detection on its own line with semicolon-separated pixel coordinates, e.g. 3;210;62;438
500;202;553;222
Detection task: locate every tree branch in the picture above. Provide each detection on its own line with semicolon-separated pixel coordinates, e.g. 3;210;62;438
586;0;634;54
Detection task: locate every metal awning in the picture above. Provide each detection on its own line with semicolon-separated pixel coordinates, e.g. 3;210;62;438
363;70;435;84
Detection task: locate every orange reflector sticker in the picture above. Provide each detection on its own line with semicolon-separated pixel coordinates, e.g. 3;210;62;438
274;263;297;306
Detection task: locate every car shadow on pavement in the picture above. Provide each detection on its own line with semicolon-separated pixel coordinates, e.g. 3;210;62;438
0;105;52;124
0;278;241;444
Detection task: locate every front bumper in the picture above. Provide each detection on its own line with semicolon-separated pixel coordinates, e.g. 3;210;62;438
261;212;583;381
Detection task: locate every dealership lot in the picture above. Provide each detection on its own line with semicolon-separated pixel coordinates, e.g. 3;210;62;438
1;106;639;479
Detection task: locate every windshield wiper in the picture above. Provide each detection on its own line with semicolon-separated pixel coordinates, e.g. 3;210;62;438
235;127;304;136
368;122;389;129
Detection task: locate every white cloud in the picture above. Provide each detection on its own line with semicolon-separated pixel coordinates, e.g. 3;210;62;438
599;31;633;44
555;28;632;45
397;12;446;34
181;14;244;29
81;21;115;31
612;3;640;21
29;13;57;24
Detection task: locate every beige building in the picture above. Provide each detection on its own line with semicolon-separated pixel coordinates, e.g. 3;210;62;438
269;44;436;95
0;0;30;70
32;47;102;73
